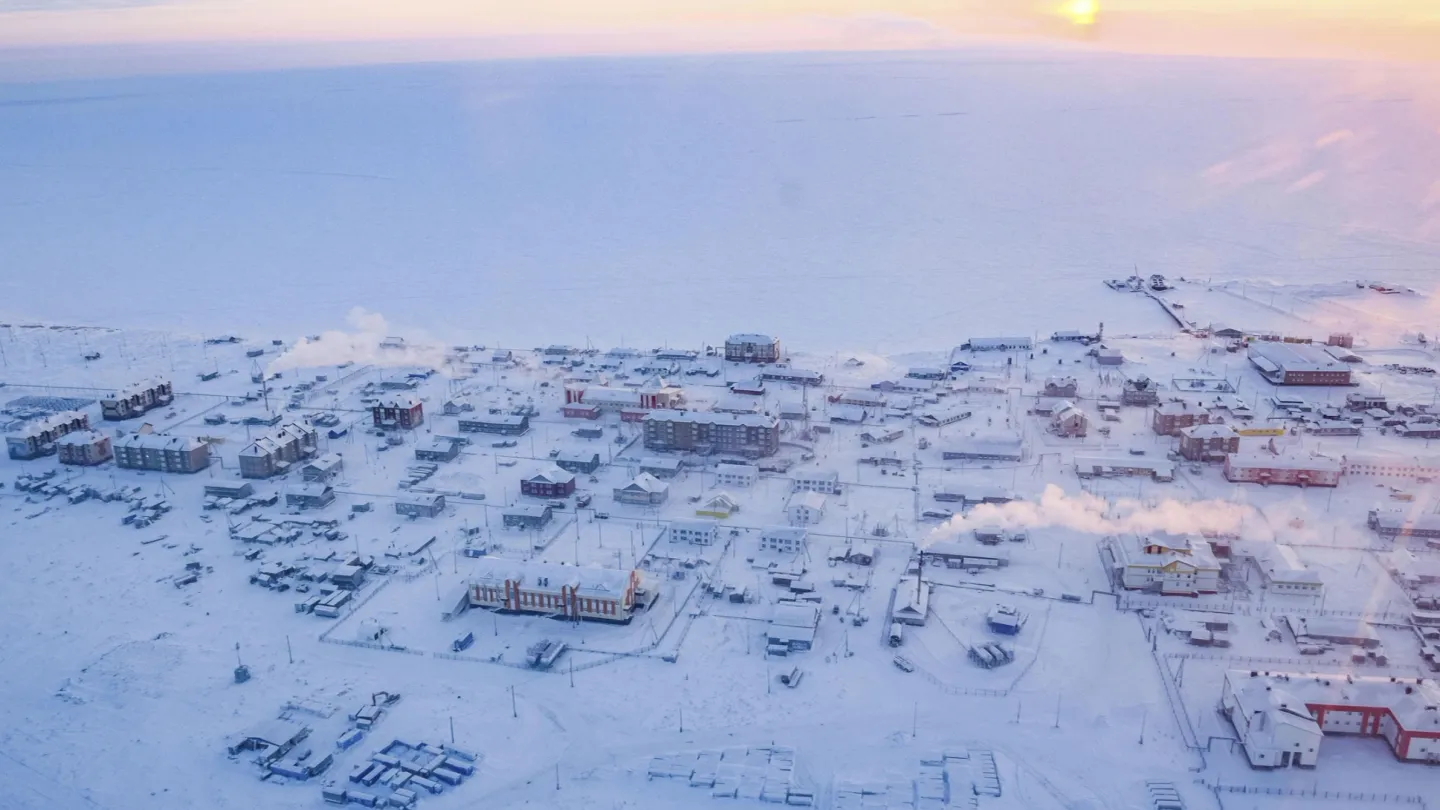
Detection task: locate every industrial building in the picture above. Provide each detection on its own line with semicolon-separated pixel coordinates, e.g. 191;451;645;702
724;333;781;364
101;378;173;421
371;396;424;430
1222;670;1440;767
1248;343;1354;386
55;430;112;466
642;410;780;457
1224;454;1342;487
115;432;212;474
6;410;90;460
1113;533;1220;595
468;558;642;622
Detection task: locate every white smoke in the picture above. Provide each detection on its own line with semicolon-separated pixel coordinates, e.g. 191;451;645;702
924;484;1255;543
267;307;449;374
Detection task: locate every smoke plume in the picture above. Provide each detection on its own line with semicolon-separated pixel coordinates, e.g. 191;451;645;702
267;307;448;373
924;484;1254;543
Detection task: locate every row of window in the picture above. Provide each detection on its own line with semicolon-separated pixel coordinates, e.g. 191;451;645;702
476;586;620;615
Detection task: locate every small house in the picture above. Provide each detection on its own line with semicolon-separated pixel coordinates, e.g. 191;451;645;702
669;518;719;545
713;464;758;488
614;473;669;505
695;492;739;519
502;504;553;530
760;526;807;555
286;483;335;510
638;457;682;479
301;453;345;483
893;580;931;625
786;491;827;526
414;438;461;463
792;470;842;495
396;493;446;518
554;450;602;475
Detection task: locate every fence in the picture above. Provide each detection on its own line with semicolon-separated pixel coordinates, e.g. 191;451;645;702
1211;783;1426;807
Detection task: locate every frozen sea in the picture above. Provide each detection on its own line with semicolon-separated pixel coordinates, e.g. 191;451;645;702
1;48;1437;350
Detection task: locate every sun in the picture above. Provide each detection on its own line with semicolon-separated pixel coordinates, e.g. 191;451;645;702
1061;0;1099;27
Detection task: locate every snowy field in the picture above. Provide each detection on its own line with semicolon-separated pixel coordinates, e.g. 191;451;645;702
1;49;1438;350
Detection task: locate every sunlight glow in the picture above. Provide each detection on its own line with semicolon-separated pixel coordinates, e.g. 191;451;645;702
1061;0;1099;27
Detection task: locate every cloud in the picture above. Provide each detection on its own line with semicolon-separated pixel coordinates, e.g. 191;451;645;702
1314;129;1357;149
923;483;1254;544
266;307;447;373
1287;170;1327;192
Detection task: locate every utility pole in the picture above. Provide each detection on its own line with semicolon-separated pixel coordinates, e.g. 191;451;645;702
510;685;517;718
286;635;293;664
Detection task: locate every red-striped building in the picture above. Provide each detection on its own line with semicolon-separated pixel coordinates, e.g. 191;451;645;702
468;558;641;623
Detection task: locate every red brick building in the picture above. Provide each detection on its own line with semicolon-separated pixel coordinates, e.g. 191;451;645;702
1224;454;1341;487
520;468;577;498
1151;401;1215;436
1178;423;1240;461
372;396;424;430
1249;343;1353;386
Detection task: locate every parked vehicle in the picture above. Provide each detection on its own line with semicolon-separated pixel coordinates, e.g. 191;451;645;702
892;655;915;673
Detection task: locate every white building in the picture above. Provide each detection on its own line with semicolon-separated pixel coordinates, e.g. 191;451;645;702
786;491;827;526
713;464;758;489
759;527;807;555
1221;672;1323;769
792;470;842;495
1114;533;1220;595
893;580;931;625
669;518;719;546
1343;453;1440;479
1254;544;1324;595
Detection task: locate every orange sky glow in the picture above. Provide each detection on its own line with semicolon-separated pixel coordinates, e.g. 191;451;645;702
0;1;1436;70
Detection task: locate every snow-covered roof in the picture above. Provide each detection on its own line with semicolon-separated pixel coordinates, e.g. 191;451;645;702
639;457;682;471
120;432;206;452
525;467;576;486
642;409;777;429
1248;342;1346;373
771;602;819;629
555;449;600;463
55;429;107;446
1255;544;1322;585
1180;423;1238;439
1229;670;1440;733
1227;453;1341;473
788;491;827;511
727;333;776;345
761;526;807;543
671;517;719;534
8;410;86;439
1115;533;1219;570
619;472;668;494
469;557;635;599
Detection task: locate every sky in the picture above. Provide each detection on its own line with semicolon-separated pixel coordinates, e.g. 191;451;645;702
0;0;1437;79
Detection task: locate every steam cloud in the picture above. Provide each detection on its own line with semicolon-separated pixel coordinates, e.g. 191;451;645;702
925;484;1255;543
267;307;448;373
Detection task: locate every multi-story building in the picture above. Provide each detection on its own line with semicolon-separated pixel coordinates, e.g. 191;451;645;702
642;410;780;458
101;378;173;421
1249;343;1353;386
792;470;842;495
372;396;424;430
457;413;530;435
1113;532;1220;595
520;468;576;498
1223;670;1440;768
669;518;719;545
1151;401;1214;436
759;526;807;555
725;333;781;364
563;381;682;413
115;432;211;474
468;557;641;623
1178;423;1240;461
6;411;90;460
56;430;113;466
1224;454;1342;487
237;422;318;479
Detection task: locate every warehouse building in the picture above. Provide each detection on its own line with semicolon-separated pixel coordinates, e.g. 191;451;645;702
1249;343;1353;386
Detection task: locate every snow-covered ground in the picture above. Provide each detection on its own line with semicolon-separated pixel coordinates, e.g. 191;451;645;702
4;45;1440;810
